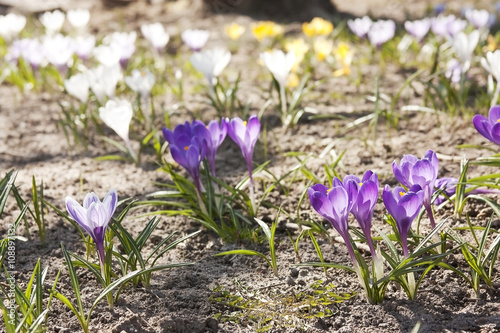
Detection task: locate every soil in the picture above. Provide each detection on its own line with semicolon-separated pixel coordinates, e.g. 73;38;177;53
2;1;500;332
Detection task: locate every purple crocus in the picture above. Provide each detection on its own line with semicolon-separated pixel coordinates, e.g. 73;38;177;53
163;121;207;194
347;16;372;39
192;118;228;177
309;179;357;263
368;20;396;47
465;9;490;29
66;189;118;264
383;184;424;258
404;18;431;42
343;170;379;258
431;14;466;38
434;177;500;205
393;150;439;229
228;115;260;213
473;105;500;146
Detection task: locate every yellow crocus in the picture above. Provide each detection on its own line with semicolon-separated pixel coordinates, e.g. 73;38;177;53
302;17;333;37
313;37;333;62
285;38;309;71
333;42;353;77
252;21;283;42
287;72;300;88
225;22;245;40
483;34;498;53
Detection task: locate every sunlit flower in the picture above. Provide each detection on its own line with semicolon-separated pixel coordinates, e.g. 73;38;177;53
64;72;89;103
0;13;26;41
141;22;170;53
465;9;490;29
308;179;357;263
42;34;75;71
125;69;155;100
383;185;424;258
103;31;136;67
481;50;500;84
347;16;372;39
285;38;309;71
189;47;231;86
392;150;439;229
333;42;353;77
67;9;90;32
251;21;283;42
40;10;65;35
404;18;431;42
99;99;134;146
451;30;480;72
181;29;209;52
87;64;122;103
483;35;498;53
434;177;500;205
66;189;117;264
163;121;207;194
93;44;121;67
74;35;95;62
260;49;296;88
302;17;333;37
473;105;500;146
192;118;228;177
6;38;45;70
447;18;467;38
225;22;245;40
445;58;462;83
368;20;396;47
313;37;333;61
431;14;466;37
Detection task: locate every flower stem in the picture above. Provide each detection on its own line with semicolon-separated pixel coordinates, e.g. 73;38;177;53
491;82;500;108
279;84;288;128
425;202;436;229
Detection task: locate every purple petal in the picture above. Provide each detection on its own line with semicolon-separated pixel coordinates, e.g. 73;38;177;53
162;127;174;143
488;105;500;124
411;160;435;187
170;145;188;169
65;197;92;234
491;122;500;145
327;185;349;230
473;114;493;141
246;115;261;144
102;189;118;221
87;202;110;230
83;192;100;209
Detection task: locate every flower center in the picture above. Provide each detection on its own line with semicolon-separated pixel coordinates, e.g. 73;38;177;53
243;121;247;126
184;146;189;151
359;182;363;187
399;191;406;197
327;188;332;194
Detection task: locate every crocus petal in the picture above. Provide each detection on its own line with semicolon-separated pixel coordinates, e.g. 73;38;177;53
491;122;500;144
102;189;118;221
83;192;100;209
489;105;500;123
65;197;92;234
87;202;110;229
170;145;189;169
473;114;493;141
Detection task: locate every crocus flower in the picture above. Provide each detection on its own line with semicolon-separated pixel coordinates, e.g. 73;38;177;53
66;189;118;264
141;22;170;53
192;119;228;177
343;171;379;257
473;105;500;146
465;9;490;29
481;50;500;84
6;38;45;70
404;18;431;42
64;72;90;103
42;34;75;73
125;69;155;101
163;121;207;194
284;38;309;71
392;150;439;228
259;50;296;88
302;17;333;37
368;20;396;47
434;177;500;205
383;184;424;257
74;35;95;62
228;115;260;213
67;9;90;32
40;10;65;36
189;48;231;87
431;14;456;37
87;64;122;103
308;179;357;263
251;21;283;42
225;22;245;40
0;13;26;41
181;29;210;52
93;44;121;67
445;58;462;83
451;30;480;72
104;31;136;68
99;99;134;146
333;42;354;77
313;37;333;62
347;16;372;39
446;18;467;38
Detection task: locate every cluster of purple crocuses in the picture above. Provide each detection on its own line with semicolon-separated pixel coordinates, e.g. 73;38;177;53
309;150;439;263
162;115;261;213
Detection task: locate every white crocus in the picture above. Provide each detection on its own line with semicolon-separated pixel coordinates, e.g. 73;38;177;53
87;64;122;103
67;9;90;32
189;47;231;86
42;34;75;71
451;30;480;72
0;13;26;41
64;73;90;103
141;23;170;52
481;50;500;106
40;10;65;35
125;69;155;100
259;50;296;88
99;99;136;160
93;44;121;67
260;50;296;127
